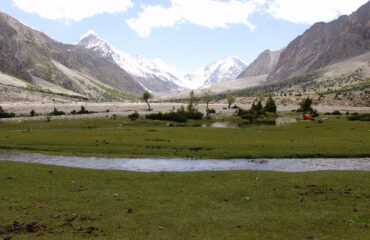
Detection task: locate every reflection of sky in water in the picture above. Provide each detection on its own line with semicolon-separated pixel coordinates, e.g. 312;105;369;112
0;151;369;173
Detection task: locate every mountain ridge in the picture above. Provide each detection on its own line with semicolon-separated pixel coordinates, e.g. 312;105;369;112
75;31;248;93
0;11;144;98
267;1;370;82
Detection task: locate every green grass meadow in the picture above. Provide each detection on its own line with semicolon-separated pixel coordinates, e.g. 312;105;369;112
0;161;369;240
0;115;369;239
0;116;369;159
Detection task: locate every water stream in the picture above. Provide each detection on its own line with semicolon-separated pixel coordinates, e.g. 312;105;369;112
0;151;369;172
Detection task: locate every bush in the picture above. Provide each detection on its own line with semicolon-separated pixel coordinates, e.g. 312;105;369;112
30;109;36;117
264;96;277;113
241;112;258;121
311;109;319;118
332;110;342;115
77;106;89;114
348;113;370;121
207;108;216;114
49;108;65;116
297;97;313;112
71;106;95;115
145;108;203;123
128;111;140;121
0;106;15;118
236;107;249;116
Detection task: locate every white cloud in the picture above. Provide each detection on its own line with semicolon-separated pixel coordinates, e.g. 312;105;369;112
127;0;368;37
127;0;266;38
267;0;369;24
11;0;133;22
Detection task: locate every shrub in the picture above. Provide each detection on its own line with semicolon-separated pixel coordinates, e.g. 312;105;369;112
241;113;258;121
311;109;319;118
251;101;263;114
264;96;277;113
332;110;342;115
145;108;203;123
207;108;216;114
77;106;89;114
30;109;36;117
297;97;313;112
236;107;249;116
0;106;15;118
128;111;140;121
348;113;370;121
49;108;65;116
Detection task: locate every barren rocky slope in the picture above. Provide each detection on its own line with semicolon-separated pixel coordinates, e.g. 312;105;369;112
267;1;370;82
0;11;144;98
238;49;282;78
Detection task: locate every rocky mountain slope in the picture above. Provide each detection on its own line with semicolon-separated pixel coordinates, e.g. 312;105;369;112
0;11;144;100
238;49;283;78
267;1;370;82
76;32;248;93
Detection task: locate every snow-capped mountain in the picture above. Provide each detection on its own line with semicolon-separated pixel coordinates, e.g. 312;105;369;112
75;30;185;95
75;30;248;94
184;56;248;89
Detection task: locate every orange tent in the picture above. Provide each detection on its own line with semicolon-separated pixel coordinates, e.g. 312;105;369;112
302;113;311;120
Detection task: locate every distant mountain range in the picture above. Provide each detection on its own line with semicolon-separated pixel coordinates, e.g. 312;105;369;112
75;31;248;95
0;1;369;101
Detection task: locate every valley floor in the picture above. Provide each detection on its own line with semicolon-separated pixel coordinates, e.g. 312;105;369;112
0;161;369;240
0;101;369;122
0;116;369;159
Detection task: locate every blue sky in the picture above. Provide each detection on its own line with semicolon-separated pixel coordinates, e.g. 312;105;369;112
0;0;367;72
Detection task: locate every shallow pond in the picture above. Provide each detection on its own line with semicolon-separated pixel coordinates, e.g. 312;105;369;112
201;117;298;129
0;151;369;172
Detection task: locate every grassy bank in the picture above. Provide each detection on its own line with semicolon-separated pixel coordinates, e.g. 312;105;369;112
0;161;369;239
0;116;369;159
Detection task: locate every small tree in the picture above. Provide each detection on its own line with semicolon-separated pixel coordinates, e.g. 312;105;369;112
30;109;36;117
142;91;152;110
251;100;263;114
298;97;313;112
202;90;213;116
264;95;277;113
187;90;198;112
227;96;236;109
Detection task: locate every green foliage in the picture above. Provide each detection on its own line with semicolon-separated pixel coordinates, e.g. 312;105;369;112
251;101;263;114
77;106;89;114
187;90;198;112
49;108;65;116
332;110;342;116
297;97;313;113
128;111;140;121
142;91;152;110
207;108;216;114
347;113;370;121
227;96;236;108
71;106;96;115
30;109;36;117
145;107;203;123
264;95;277;113
0;106;15;118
